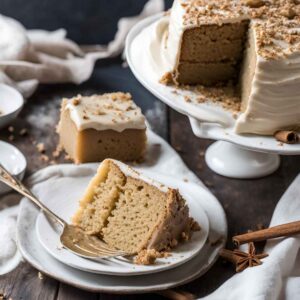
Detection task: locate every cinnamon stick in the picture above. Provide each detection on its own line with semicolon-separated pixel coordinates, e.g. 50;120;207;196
233;220;300;246
274;130;299;144
219;248;240;264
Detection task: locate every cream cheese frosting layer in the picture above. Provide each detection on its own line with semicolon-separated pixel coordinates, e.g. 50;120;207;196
109;159;169;193
235;21;300;135
235;54;300;134
64;93;146;132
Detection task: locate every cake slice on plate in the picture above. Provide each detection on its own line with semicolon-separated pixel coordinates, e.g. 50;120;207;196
72;159;199;264
57;93;147;163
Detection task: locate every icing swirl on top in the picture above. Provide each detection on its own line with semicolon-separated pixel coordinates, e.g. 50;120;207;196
64;93;146;132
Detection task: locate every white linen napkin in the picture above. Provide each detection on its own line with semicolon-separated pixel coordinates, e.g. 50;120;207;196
201;174;300;300
0;129;203;275
0;0;164;98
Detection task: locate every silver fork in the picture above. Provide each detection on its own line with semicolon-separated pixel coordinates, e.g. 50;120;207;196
0;163;129;260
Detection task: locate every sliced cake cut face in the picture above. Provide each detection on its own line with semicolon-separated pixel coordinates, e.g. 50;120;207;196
57;93;147;163
162;0;300;135
72;159;192;255
175;21;249;85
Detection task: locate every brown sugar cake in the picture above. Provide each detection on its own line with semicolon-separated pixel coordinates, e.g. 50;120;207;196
57;93;147;164
72;159;199;261
162;0;300;135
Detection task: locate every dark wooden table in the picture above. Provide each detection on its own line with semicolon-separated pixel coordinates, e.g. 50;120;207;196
0;57;299;300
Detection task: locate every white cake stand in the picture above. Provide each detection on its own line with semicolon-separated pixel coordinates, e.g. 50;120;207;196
125;13;300;179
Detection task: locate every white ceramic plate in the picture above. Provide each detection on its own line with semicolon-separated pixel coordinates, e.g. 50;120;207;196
36;171;209;276
0;83;24;130
0;141;27;194
126;14;300;155
17;189;226;293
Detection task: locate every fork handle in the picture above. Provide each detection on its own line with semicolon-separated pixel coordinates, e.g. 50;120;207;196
0;163;66;227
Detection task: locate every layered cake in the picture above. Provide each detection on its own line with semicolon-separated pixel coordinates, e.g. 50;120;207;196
162;0;300;135
57;93;147;163
72;159;199;261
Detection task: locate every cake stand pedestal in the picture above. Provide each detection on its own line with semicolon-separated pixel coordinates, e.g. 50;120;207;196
205;141;280;179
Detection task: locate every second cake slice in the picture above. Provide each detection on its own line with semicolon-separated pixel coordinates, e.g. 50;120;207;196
57;93;147;163
72;159;197;258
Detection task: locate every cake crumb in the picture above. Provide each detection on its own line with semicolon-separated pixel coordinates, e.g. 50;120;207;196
40;154;49;162
170;239;178;247
134;249;166;265
8;126;14;133
72;97;81;106
36;143;45;153
52;145;62;158
38;271;44;280
190;218;201;232
159;72;174;85
19;128;28;136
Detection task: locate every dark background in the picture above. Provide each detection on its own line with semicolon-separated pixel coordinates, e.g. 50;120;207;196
0;0;173;44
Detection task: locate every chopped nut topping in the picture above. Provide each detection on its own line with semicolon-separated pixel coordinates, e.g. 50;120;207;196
72;98;81;106
243;0;265;8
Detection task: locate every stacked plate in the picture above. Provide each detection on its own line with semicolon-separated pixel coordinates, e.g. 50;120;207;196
16;165;227;293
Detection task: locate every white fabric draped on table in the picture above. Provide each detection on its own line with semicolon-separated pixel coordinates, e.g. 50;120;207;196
201;174;300;300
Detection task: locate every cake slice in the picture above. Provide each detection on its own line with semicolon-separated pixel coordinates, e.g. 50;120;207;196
57;93;147;163
72;159;198;257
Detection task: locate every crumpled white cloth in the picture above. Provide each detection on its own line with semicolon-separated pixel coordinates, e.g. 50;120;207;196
201;174;300;300
0;0;164;98
0;129;203;275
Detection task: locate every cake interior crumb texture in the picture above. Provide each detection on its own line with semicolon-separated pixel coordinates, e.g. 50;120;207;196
72;159;193;255
176;21;249;85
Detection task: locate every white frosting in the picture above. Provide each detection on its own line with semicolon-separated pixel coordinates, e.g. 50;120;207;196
235;25;300;135
108;159;169;193
64;93;146;132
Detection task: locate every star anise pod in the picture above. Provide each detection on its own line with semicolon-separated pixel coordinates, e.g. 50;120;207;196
233;242;268;272
220;242;268;272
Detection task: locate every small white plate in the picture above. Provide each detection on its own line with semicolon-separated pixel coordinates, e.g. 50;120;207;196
36;172;209;276
0;141;27;194
17;183;226;293
0;84;24;130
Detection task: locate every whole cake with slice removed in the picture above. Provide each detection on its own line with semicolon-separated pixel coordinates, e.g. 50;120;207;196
161;0;300;135
72;159;199;264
